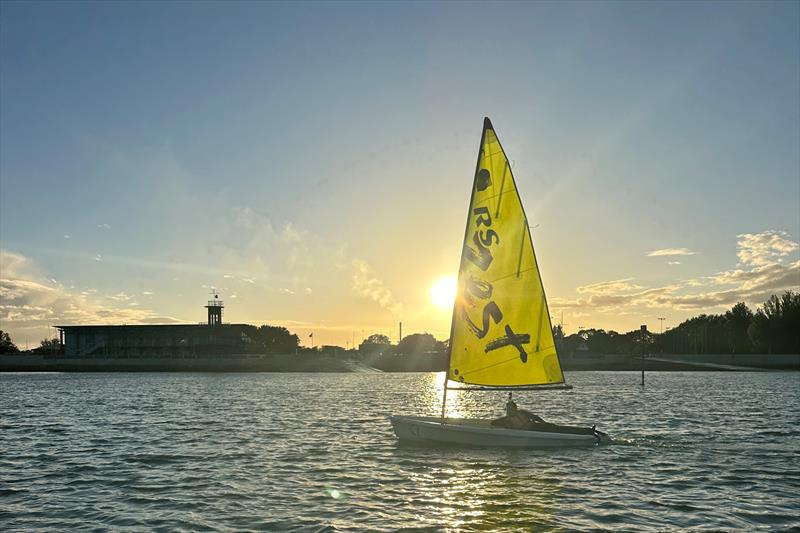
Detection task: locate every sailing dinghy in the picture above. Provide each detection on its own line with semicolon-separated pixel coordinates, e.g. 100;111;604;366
391;118;610;448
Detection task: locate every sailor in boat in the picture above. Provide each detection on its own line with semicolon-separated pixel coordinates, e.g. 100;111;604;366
491;393;546;430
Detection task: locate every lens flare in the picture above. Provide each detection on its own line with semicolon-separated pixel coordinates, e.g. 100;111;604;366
430;276;457;310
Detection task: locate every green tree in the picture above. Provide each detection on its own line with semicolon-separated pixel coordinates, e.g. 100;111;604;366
242;325;300;353
725;302;754;354
35;337;61;354
397;333;444;355
365;333;390;345
552;324;564;345
661;313;729;355
749;291;800;354
358;333;392;355
0;330;20;353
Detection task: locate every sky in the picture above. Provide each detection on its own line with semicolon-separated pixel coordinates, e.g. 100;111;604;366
1;1;798;348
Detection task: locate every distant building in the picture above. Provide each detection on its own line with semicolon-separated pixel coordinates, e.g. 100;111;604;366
55;294;254;357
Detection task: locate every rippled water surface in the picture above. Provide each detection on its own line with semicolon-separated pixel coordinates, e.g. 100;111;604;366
2;371;799;531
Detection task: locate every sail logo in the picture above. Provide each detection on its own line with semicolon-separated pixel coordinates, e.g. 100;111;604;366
461;205;531;363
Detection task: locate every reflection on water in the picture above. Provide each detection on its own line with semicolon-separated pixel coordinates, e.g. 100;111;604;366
429;371;506;420
404;459;560;530
1;371;798;531
428;372;474;420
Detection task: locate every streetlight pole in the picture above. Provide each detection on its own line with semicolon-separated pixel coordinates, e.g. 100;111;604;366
640;324;647;387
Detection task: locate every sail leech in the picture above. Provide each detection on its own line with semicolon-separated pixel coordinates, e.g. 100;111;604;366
449;119;564;387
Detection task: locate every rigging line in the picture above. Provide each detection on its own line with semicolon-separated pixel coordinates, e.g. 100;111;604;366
482;147;504;158
516;222;527;278
485;139;496;205
494;160;509;219
471;186;518;206
485;266;536;285
459;266;539;299
535;295;545;353
488;142;497;213
458;266;536;298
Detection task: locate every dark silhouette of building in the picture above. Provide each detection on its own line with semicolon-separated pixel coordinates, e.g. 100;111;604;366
55;295;253;357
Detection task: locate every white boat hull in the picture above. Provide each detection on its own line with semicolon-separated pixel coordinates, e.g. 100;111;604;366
390;415;609;449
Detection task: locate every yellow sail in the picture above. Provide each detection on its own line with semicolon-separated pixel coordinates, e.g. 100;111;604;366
448;118;564;387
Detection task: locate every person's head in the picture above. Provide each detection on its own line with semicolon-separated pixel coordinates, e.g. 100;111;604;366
506;393;517;414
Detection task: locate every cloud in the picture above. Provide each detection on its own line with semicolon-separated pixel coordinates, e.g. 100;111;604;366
667;261;681;265
97;223;111;230
646;248;696;257
351;259;402;315
0;249;183;342
711;261;800;292
304;287;313;294
279;288;295;295
553;285;682;310
577;278;643;294
551;231;799;316
222;207;317;278
142;291;154;296
95;254;102;261
736;230;799;267
108;292;132;302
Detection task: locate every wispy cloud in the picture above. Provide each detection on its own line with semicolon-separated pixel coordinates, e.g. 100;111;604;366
667;261;681;265
351;259;402;315
577;278;644;294
0;249;183;341
646;248;696;257
108;291;132;302
222;207;317;278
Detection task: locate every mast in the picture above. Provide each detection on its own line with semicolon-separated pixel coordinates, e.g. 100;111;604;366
440;117;492;421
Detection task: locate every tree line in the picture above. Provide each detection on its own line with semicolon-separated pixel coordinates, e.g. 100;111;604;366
2;291;797;356
555;291;799;356
356;332;446;356
0;331;62;354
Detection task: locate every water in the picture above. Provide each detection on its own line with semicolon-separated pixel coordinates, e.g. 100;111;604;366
1;371;798;531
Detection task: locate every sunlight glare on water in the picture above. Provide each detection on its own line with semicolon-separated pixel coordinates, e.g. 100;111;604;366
1;371;799;531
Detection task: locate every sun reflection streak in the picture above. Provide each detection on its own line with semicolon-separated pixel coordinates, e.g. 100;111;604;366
428;372;473;419
407;464;560;530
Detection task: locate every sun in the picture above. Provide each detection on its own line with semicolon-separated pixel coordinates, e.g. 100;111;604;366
430;276;458;310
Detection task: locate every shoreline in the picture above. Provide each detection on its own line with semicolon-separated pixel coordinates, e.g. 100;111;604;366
1;352;797;372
